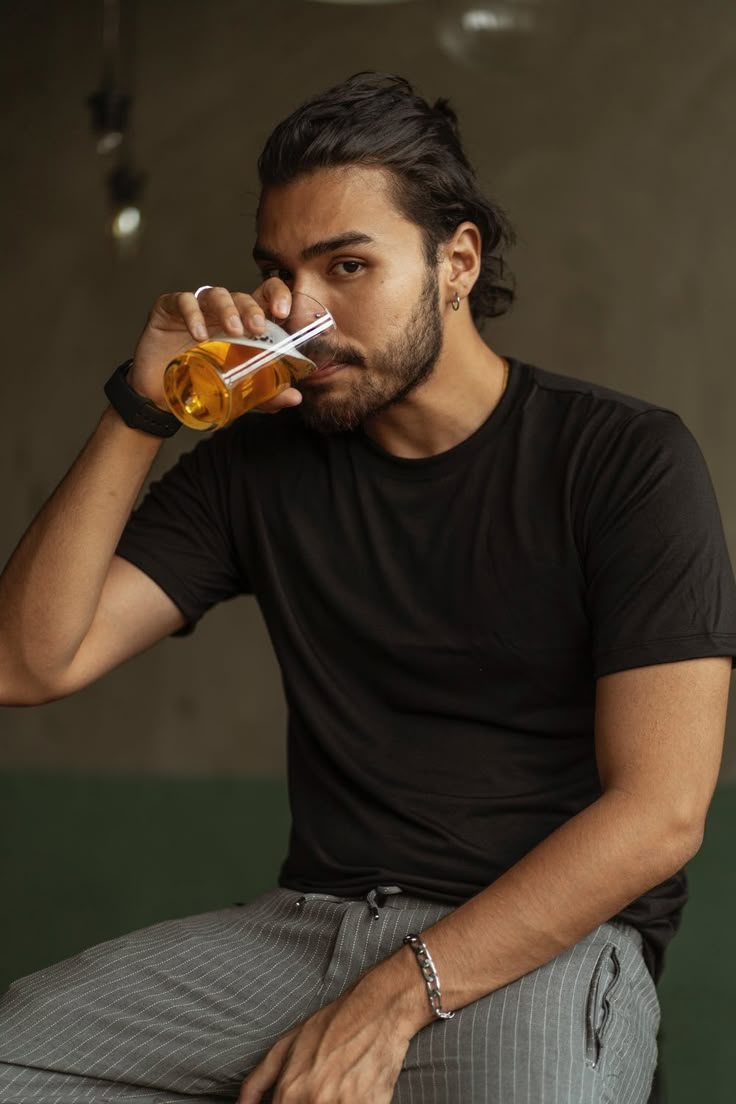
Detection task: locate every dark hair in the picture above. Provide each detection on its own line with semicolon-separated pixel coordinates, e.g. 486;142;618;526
257;72;516;324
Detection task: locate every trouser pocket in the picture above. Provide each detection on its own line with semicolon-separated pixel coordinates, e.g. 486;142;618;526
585;942;621;1069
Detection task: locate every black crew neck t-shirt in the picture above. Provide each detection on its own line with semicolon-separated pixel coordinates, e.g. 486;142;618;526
117;357;736;981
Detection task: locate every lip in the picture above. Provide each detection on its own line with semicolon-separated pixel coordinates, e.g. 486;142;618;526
307;362;348;380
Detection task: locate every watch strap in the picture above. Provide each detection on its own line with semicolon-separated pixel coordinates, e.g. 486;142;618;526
104;359;181;438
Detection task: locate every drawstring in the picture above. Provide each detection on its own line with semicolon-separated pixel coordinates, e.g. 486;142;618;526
294;885;403;919
365;884;403;920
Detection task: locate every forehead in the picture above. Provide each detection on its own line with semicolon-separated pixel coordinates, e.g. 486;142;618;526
256;165;421;256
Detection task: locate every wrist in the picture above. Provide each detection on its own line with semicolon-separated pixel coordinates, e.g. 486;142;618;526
402;933;456;1021
355;945;436;1038
100;403;167;447
126;360;169;411
104;359;181;438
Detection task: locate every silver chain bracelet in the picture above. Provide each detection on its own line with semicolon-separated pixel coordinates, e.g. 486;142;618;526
403;933;455;1020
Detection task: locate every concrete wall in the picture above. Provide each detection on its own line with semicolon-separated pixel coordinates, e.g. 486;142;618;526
2;0;735;775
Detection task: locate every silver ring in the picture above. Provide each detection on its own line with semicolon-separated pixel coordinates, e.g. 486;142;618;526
194;285;214;300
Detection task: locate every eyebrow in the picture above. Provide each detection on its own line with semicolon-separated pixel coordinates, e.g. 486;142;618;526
252;231;377;266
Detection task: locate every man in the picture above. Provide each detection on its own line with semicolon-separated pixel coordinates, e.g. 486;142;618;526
1;72;734;1104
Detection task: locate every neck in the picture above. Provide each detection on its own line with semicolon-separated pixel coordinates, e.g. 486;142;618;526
362;318;508;460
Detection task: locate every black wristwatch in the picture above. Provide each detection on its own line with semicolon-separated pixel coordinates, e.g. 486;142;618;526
104;359;181;438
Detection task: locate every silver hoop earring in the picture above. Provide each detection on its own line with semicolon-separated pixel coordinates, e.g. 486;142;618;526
451;293;461;311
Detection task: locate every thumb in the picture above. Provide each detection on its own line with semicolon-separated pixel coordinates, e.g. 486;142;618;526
252;387;303;415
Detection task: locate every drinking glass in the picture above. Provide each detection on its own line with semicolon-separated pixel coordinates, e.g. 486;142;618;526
163;292;338;430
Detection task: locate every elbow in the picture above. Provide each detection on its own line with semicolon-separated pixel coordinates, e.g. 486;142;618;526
652;810;706;873
605;787;709;873
0;679;65;707
671;816;706;865
0;649;68;707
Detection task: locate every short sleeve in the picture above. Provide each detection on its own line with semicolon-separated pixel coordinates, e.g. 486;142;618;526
581;410;736;677
116;425;251;632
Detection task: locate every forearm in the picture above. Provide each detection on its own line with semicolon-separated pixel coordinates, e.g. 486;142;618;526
359;790;699;1035
0;406;163;694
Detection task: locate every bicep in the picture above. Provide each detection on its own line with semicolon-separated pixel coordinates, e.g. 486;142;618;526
56;555;187;697
594;656;733;828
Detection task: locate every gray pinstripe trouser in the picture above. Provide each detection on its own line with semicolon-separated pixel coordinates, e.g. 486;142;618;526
0;887;659;1104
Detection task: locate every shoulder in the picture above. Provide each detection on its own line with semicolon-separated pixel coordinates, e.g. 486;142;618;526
516;359;692;455
526;362;677;421
506;362;716;531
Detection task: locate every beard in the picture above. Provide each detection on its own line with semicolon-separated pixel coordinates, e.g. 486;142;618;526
296;266;443;434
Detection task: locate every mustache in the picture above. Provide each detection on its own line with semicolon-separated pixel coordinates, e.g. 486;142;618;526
305;339;365;368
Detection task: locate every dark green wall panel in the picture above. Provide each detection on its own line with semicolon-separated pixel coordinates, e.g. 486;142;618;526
0;773;290;989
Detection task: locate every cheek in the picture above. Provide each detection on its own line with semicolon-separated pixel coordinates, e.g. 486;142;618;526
331;272;420;346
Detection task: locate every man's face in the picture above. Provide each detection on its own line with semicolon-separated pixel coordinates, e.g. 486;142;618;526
255;166;444;432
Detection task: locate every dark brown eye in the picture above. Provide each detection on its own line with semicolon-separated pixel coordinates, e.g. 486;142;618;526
334;261;363;275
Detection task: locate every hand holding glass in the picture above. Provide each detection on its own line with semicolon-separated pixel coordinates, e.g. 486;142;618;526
163;292;338;430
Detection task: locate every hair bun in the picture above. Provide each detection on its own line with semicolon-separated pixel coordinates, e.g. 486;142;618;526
433;97;461;135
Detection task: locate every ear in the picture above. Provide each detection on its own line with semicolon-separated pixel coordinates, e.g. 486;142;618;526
440;221;482;304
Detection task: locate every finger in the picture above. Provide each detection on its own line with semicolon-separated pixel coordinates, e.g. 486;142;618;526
190;285;246;337
256;276;292;320
239;1033;295;1103
173;291;210;343
230;292;268;336
252;387;303;414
